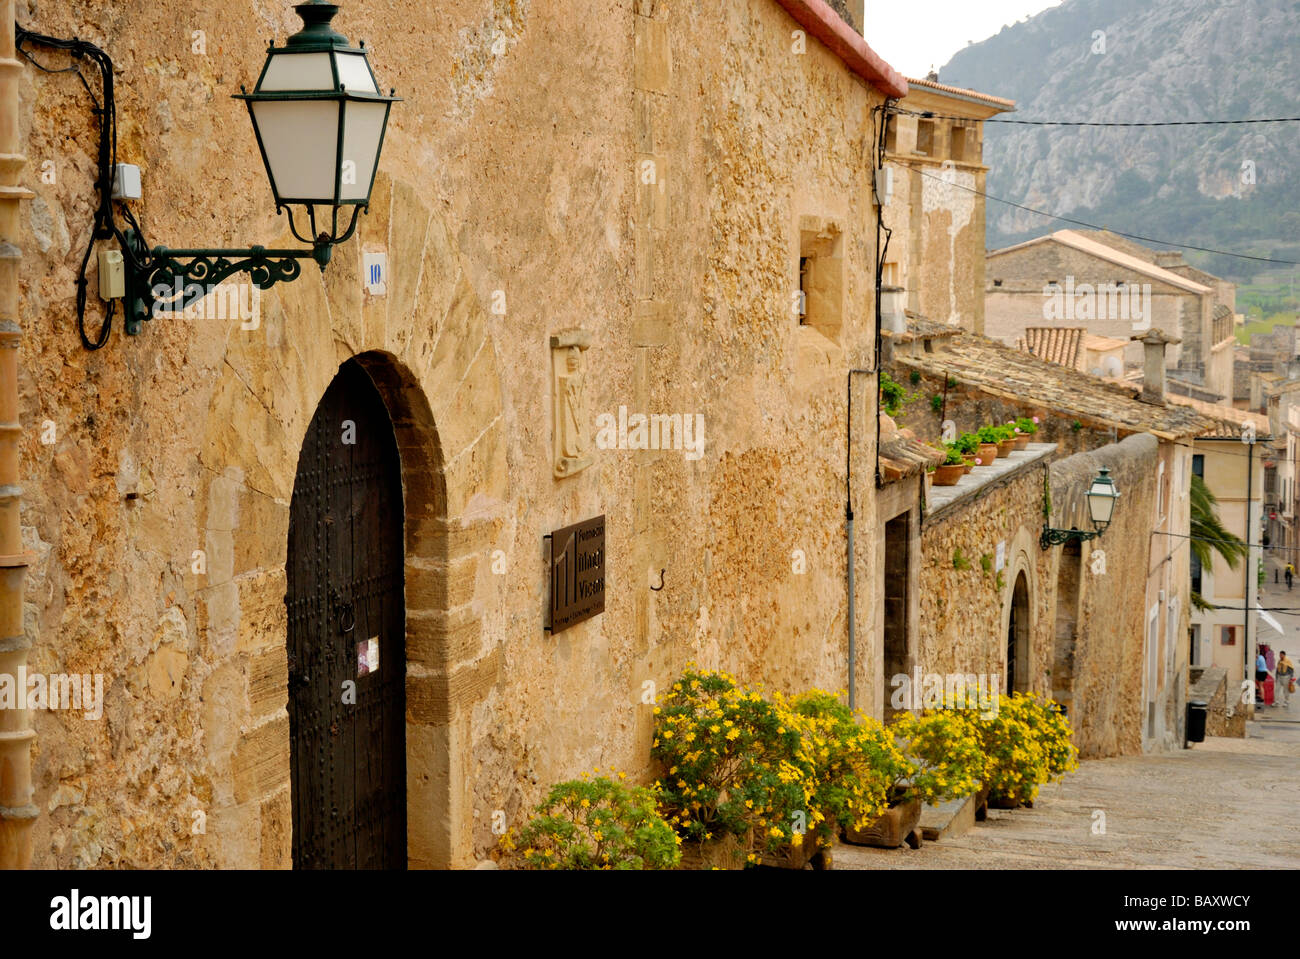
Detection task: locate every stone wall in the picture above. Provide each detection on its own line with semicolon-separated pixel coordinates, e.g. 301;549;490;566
1049;433;1158;758
16;0;889;867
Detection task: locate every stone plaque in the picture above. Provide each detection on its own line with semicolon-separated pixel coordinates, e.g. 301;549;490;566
548;515;605;633
551;329;593;478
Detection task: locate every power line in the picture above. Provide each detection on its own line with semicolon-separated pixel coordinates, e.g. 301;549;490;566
912;168;1300;267
891;107;1300;127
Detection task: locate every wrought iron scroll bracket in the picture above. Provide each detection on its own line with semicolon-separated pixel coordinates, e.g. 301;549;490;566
121;227;346;335
1039;525;1099;551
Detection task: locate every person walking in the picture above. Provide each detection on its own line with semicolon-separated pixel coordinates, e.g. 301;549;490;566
1287;562;1295;590
1278;651;1296;708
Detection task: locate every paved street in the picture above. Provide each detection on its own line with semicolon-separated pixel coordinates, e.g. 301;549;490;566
838;569;1300;870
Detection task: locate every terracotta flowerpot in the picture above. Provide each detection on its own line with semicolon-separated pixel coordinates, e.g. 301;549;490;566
962;462;973;474
1013;435;1029;450
932;464;965;486
976;443;999;464
841;796;922;849
997;439;1017;457
676;828;751;870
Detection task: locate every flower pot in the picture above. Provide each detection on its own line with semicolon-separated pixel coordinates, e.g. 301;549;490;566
676;829;751;870
1013;435;1029;450
997;439;1017;457
962;462;973;474
756;830;833;870
988;793;1034;810
932;464;965;486
841;796;922;849
976;443;1000;464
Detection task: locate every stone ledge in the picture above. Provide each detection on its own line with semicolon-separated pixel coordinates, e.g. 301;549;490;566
925;442;1056;523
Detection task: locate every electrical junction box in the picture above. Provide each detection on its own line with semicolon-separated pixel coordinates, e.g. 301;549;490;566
111;163;142;201
874;167;893;207
98;249;125;300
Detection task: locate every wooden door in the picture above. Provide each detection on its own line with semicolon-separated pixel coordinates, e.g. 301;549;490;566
287;360;406;869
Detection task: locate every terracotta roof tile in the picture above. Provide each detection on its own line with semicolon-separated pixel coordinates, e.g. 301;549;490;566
1020;327;1083;368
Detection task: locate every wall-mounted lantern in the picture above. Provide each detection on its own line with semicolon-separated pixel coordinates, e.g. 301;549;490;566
1041;467;1120;550
114;0;399;335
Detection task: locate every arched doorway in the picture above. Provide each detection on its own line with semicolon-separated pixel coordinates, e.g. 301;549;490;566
286;358;407;869
1007;570;1030;694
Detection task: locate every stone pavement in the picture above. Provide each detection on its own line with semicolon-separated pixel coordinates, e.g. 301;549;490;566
836;723;1300;869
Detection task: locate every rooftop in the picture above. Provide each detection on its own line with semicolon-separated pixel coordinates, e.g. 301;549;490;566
1019;327;1083;368
886;323;1214;440
1165;393;1271;440
988;230;1214;295
903;76;1016;112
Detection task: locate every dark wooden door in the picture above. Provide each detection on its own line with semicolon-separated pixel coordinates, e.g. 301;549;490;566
287;360;406;869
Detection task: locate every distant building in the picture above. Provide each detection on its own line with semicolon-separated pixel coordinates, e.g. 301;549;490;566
881;76;1015;333
986;230;1236;404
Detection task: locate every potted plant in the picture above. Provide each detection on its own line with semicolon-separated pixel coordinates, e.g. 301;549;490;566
838;722;920;849
652;667;813;868
932;446;967;486
1014;416;1039;450
968;692;1076;809
497;774;682;869
975;425;1002;463
788;690;895;865
954;432;980;472
995;424;1018;457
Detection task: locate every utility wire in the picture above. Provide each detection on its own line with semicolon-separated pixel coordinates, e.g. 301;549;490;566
912;168;1300;267
891;107;1300;127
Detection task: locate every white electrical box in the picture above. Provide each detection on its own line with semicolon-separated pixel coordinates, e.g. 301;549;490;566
111;163;142;200
874;167;893;207
98;249;125;300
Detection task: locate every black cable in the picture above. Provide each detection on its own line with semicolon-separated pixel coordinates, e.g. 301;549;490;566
18;24;144;349
891;106;1300;127
912;167;1300;267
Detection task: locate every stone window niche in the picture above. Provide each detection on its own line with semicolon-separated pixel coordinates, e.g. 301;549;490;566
797;216;844;342
915;119;935;157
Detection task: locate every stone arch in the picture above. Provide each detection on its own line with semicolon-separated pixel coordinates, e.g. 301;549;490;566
999;527;1039;694
193;171;506;869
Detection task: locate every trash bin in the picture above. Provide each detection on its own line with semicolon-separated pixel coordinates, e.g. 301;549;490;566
1186;700;1207;744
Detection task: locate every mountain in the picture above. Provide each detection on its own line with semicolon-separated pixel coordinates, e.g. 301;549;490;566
938;0;1300;283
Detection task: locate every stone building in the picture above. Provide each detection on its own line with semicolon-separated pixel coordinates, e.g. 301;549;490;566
887;321;1211;752
881;76;1014;333
985;230;1235;403
1166;398;1270;700
1;0;915;868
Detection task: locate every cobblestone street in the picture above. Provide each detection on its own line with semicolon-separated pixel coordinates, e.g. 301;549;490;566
837;720;1300;869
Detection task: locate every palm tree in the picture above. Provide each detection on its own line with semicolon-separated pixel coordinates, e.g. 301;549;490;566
1190;473;1249;611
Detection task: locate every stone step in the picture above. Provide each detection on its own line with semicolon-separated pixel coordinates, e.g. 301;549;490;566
919;793;977;841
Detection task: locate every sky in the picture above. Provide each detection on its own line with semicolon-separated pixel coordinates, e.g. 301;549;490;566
866;0;1063;79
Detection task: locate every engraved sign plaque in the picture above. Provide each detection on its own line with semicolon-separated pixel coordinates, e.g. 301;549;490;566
548;515;605;633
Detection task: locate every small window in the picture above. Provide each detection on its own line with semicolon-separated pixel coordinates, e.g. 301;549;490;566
798;257;810;323
1220;625;1237;646
915;119;935;157
797;218;844;340
1192;454;1204;479
992;279;1003;287
950;125;967;163
1190;553;1202;595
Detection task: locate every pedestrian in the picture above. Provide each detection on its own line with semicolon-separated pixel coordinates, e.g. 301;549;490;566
1288;562;1295;590
1278;651;1295;708
1257;649;1271;706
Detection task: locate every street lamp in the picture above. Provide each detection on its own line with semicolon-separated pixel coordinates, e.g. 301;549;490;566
1041;467;1121;549
121;0;399;333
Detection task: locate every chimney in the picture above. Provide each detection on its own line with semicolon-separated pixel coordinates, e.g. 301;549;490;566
1132;328;1180;406
1155;251;1185;269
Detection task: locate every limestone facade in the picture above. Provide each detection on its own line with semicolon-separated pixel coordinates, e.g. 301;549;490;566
14;0;902;867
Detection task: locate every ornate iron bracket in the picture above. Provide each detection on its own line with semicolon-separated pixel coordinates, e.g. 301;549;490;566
121;227;335;335
1039;525;1100;551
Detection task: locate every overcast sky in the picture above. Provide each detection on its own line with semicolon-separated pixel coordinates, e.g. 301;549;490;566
866;1;1064;79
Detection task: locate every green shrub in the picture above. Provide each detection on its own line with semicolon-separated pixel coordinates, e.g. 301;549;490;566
501;775;682;869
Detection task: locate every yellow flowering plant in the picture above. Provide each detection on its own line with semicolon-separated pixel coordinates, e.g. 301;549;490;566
789;690;901;836
652;667;814;857
498;775;681;870
889;709;984;805
968;692;1076;805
